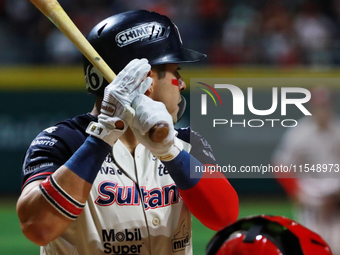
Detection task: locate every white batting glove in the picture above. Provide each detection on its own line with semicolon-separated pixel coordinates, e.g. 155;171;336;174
100;58;151;120
86;59;152;146
126;95;183;161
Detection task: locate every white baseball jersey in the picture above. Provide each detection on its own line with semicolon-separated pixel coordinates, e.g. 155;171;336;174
22;113;218;255
273;116;340;207
272;115;340;254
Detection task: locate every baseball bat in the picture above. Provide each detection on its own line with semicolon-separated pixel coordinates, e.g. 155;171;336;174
29;0;169;143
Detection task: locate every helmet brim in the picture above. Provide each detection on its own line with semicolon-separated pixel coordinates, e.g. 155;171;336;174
150;48;207;66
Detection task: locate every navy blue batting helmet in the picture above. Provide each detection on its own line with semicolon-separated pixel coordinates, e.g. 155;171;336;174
84;10;206;94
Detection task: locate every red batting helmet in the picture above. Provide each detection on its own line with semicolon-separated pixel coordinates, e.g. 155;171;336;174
206;215;332;255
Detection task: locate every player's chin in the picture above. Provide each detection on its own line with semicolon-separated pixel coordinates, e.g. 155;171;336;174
172;114;178;124
171;110;178;124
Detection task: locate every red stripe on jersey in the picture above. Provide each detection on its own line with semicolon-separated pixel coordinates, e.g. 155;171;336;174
22;172;54;190
178;168;239;231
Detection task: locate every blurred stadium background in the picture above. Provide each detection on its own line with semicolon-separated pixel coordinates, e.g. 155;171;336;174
1;0;340;254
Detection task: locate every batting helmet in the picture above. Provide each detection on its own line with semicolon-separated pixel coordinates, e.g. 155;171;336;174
206;215;332;255
84;10;207;94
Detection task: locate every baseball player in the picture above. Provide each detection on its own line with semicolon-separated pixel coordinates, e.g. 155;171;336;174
272;86;340;255
206;215;332;255
17;10;239;255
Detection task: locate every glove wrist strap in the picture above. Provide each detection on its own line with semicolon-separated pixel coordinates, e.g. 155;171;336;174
86;121;122;145
157;137;183;161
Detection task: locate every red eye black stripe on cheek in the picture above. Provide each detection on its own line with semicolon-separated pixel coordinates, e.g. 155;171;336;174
172;79;179;86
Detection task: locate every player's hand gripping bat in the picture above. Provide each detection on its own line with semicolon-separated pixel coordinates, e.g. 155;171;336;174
29;0;169;143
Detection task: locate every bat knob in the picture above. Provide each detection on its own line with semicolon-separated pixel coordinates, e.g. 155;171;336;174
149;122;169;143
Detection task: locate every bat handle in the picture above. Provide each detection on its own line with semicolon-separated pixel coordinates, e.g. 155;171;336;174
149;122;169;143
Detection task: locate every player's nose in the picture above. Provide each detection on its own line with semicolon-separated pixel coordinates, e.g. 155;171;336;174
178;78;186;91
